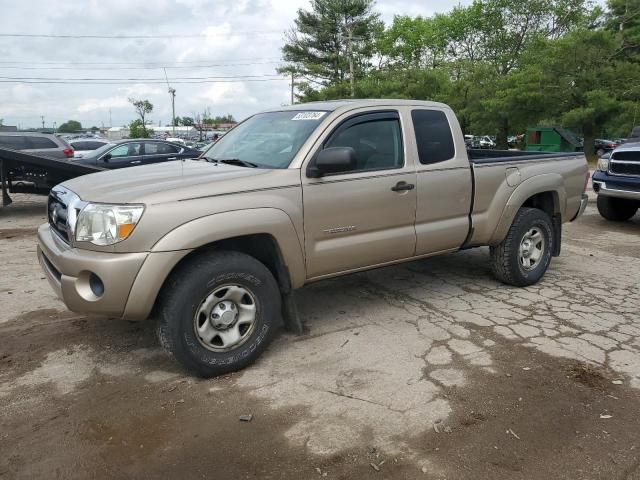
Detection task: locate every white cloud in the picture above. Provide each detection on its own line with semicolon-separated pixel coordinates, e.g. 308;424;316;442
0;0;471;128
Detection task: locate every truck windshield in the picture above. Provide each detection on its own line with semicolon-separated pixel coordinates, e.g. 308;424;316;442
201;110;328;169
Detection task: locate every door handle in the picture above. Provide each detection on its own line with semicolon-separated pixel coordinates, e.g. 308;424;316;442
168;157;178;160
130;160;141;164
391;181;415;192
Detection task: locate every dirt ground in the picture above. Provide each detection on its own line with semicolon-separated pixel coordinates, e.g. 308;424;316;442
1;193;640;480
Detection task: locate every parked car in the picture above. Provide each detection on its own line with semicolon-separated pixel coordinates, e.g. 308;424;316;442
69;139;110;158
38;100;588;377
592;143;640;221
0;132;73;159
594;139;618;157
73;139;201;168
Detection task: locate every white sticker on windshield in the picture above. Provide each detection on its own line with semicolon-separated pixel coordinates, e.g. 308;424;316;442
292;111;327;121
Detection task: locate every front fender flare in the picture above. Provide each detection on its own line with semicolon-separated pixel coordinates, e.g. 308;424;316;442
151;208;306;288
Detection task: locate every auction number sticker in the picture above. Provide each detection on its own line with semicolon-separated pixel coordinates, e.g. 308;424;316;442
292;111;327;121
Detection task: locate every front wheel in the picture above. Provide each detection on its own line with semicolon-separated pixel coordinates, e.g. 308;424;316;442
597;195;638;222
490;207;554;287
156;250;281;377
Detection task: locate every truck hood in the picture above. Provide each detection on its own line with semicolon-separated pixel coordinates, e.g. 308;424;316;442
61;160;301;204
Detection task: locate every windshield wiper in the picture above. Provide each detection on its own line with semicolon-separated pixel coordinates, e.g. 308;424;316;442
217;158;260;168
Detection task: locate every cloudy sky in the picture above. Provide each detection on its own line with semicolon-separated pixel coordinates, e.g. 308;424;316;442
0;0;466;129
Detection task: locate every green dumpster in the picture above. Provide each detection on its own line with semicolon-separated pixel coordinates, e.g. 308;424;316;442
525;127;582;152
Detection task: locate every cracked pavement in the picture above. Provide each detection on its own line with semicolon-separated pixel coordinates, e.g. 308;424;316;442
1;194;639;479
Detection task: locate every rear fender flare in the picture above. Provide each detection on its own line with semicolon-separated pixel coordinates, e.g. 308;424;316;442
489;174;565;245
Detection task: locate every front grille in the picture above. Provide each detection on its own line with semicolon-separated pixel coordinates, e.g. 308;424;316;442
48;193;70;243
610;161;640;176
610;151;640;176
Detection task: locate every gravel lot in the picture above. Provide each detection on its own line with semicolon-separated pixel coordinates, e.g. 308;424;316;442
1;193;639;479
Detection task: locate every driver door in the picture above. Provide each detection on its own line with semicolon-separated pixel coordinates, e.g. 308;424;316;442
302;111;417;279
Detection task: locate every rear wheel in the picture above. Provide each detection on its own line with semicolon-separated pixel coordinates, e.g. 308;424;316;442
597;195;638;222
156;250;280;377
490;207;554;287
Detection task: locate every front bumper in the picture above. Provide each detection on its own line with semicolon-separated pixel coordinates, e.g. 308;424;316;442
37;223;148;318
592;170;640;201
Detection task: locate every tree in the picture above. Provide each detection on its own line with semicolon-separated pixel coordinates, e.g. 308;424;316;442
606;0;640;60
521;29;634;160
181;116;194;126
128;119;153;139
280;0;382;97
128;98;153;137
58;120;82;133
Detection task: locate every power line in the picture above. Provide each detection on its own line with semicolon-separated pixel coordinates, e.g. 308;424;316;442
0;74;282;81
0;31;282;39
0;78;289;85
0;57;283;66
0;61;283;71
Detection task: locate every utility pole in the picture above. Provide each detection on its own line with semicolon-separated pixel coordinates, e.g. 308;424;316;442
290;72;295;105
169;87;176;135
346;25;355;98
41;115;45;131
164;68;176;135
53;121;57;134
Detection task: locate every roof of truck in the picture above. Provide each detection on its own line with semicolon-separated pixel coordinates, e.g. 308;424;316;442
264;99;450;113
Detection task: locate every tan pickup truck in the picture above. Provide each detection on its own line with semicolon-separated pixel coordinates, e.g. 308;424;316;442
37;100;589;376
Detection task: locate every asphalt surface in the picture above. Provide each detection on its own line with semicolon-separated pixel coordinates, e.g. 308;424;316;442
1;193;639;480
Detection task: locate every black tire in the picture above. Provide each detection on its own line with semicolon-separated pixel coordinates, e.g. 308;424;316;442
597;195;638;222
490;207;554;287
156;250;281;377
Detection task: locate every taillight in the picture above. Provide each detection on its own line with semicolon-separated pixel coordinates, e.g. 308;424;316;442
63;148;74;158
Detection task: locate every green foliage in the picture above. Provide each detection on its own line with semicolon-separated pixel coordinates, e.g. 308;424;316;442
279;0;382;97
128;98;153;137
128;119;153;139
58;120;82;133
283;0;640;152
202;114;236;125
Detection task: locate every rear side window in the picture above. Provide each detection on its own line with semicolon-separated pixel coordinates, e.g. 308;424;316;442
411;110;455;164
71;141;87;150
0;135;28;149
145;142;179;155
86;141;106;150
27;136;58;149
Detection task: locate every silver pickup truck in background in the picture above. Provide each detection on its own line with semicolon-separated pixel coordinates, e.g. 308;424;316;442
37;100;589;376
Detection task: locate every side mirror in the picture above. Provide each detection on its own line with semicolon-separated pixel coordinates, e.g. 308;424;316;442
307;147;357;178
102;153;112;162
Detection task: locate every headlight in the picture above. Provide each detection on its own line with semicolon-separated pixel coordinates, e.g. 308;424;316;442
597;156;609;171
75;204;144;246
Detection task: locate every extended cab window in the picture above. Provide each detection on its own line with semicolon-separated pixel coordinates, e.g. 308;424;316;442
324;114;403;172
411;110;455;164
